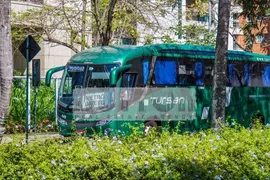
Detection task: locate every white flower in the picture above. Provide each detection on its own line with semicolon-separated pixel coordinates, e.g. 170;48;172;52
183;144;187;148
214;175;223;180
266;152;270;156
41;175;46;180
162;157;167;161
84;153;89;158
51;160;56;165
118;140;122;145
113;136;117;140
216;135;220;140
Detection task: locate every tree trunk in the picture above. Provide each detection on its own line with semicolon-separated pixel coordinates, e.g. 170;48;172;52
81;0;87;51
0;0;13;143
211;0;230;128
102;0;117;46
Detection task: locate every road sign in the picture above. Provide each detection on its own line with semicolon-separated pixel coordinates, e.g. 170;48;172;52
19;35;41;61
19;35;41;143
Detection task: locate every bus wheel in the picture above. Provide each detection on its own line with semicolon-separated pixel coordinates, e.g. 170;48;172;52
144;120;158;135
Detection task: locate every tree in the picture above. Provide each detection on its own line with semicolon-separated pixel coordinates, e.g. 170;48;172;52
234;0;270;52
0;0;13;142
211;0;230;128
12;0;178;52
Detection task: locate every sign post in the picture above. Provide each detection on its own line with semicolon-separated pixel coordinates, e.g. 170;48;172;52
19;35;41;143
32;59;40;135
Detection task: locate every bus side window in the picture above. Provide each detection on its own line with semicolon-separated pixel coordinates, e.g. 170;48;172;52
262;64;270;87
178;60;204;86
121;73;138;87
227;62;244;87
249;63;263;87
142;60;149;85
194;61;204;86
154;58;177;85
126;57;150;87
178;60;194;86
204;61;213;86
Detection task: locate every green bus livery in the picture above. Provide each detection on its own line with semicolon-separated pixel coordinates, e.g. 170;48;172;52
46;44;270;136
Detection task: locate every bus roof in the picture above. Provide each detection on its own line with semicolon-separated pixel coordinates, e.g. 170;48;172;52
69;44;270;64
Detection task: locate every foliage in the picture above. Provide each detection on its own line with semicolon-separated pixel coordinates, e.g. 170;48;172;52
176;24;216;46
0;124;270;179
12;0;178;50
7;78;56;133
234;0;270;50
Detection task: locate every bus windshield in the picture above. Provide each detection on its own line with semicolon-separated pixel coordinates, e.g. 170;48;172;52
59;64;119;112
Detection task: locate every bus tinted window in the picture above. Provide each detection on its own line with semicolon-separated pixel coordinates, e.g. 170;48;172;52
178;59;204;86
249;63;263;87
153;59;177;85
262;65;270;86
143;60;149;85
227;62;244;87
126;57;147;86
204;61;213;86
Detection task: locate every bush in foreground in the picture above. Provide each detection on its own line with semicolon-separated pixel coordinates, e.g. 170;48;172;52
0;125;270;179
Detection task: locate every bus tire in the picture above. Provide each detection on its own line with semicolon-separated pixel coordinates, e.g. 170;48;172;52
144;120;158;135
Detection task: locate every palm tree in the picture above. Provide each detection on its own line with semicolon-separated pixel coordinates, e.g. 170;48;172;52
0;0;13;143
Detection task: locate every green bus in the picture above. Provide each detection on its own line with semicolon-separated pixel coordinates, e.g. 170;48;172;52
46;44;270;136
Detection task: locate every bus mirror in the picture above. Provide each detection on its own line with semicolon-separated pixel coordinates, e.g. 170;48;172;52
45;66;65;86
110;64;132;86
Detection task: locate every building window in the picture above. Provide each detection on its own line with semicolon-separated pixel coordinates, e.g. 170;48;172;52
232;13;239;28
256;35;264;43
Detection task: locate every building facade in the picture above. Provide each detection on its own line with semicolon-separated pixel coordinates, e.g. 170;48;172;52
12;0;77;77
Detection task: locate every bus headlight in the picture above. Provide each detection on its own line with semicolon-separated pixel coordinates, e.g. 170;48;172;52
96;120;111;126
57;117;68;125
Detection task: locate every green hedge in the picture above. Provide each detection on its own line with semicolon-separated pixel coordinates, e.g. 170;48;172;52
0;125;270;179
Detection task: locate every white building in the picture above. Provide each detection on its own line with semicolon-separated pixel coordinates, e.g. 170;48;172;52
12;0;82;77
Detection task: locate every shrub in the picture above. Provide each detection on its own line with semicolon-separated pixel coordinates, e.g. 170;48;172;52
0;125;270;179
7;76;56;133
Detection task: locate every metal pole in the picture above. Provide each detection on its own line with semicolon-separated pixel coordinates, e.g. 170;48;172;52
55;78;59;123
26;36;29;143
34;86;37;135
